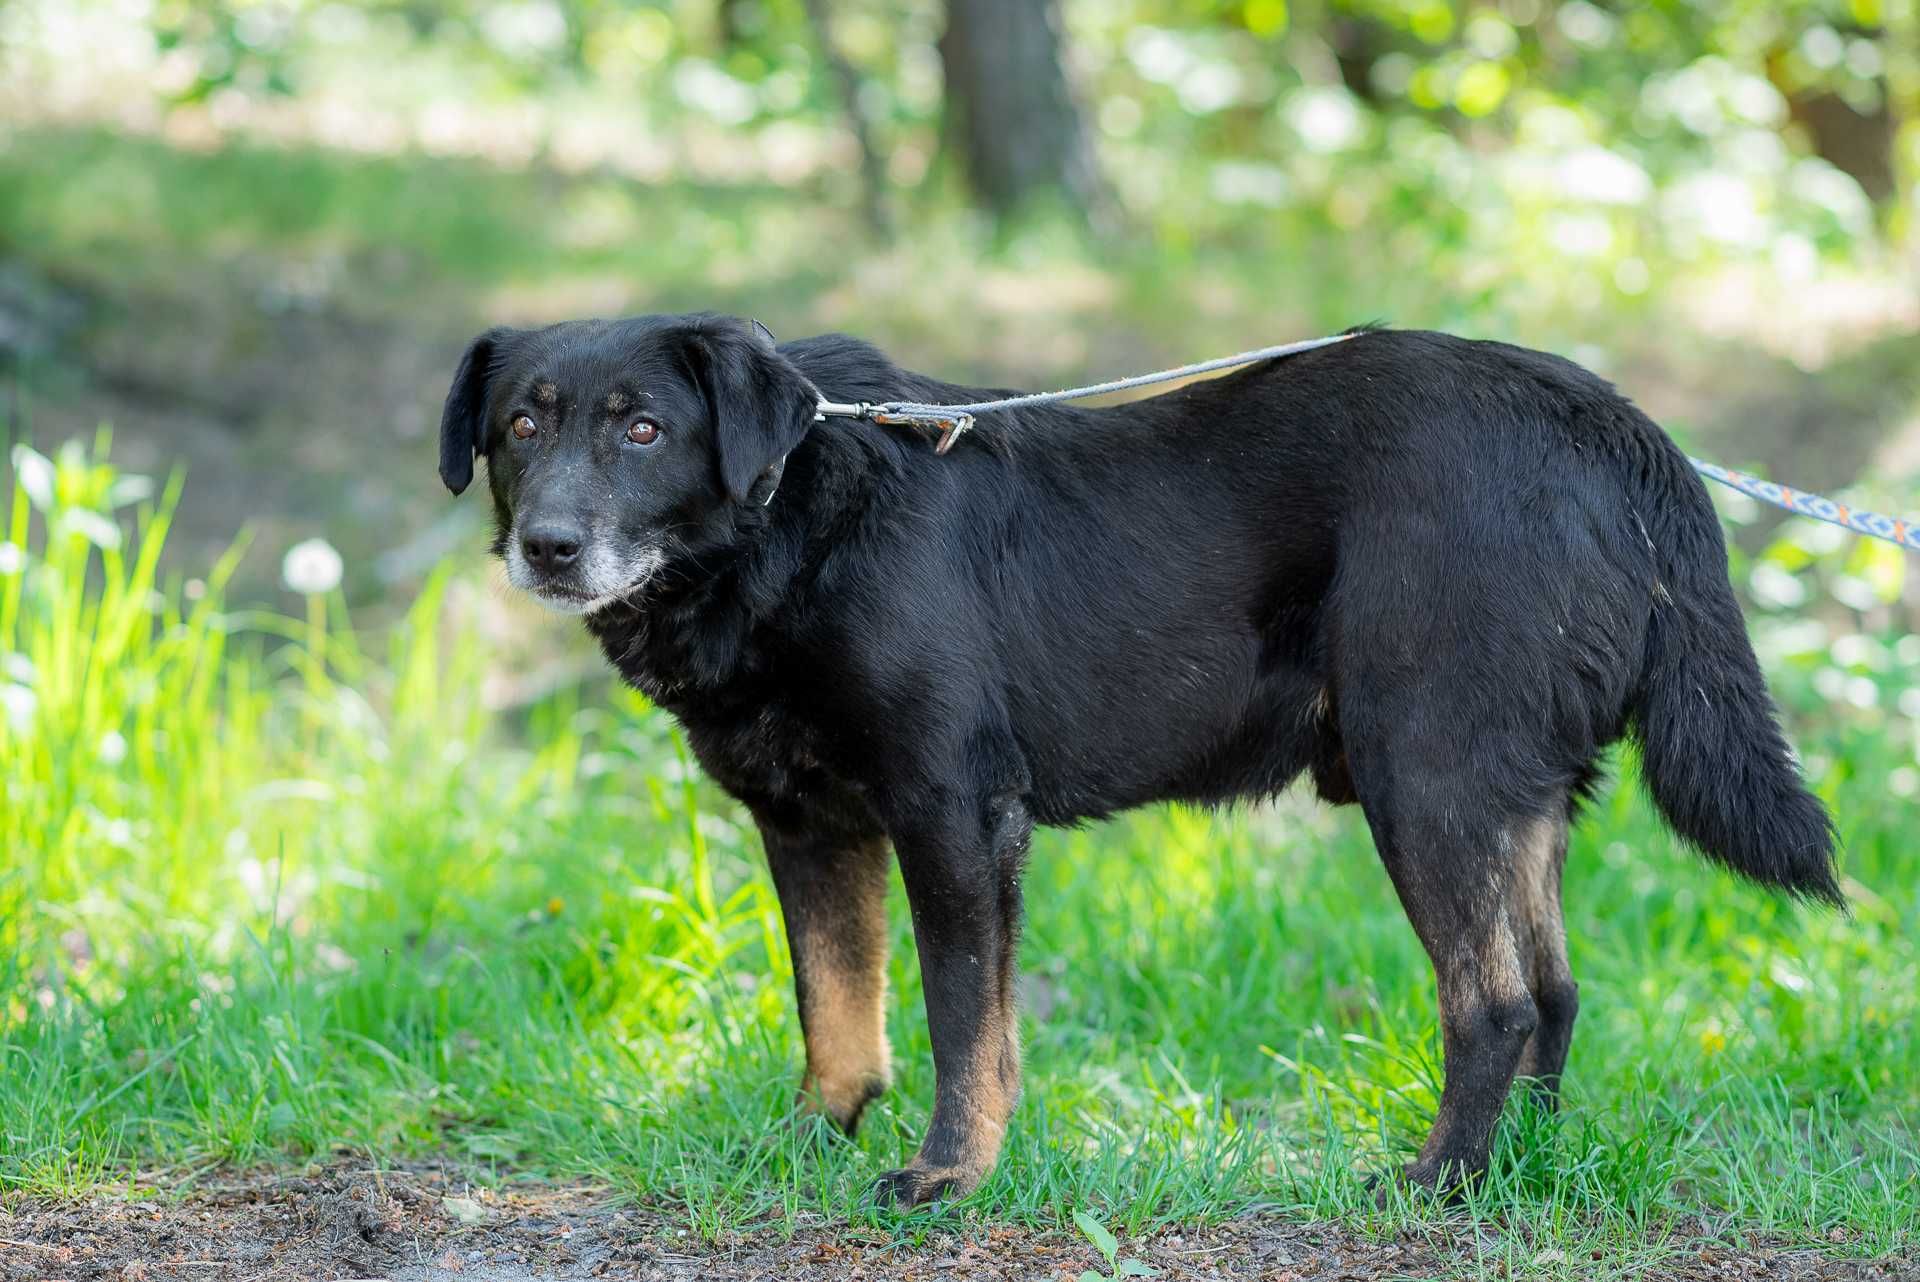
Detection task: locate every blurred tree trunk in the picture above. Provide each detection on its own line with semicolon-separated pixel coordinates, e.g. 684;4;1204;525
718;0;750;47
800;0;893;238
1767;46;1899;206
1789;90;1897;204
939;0;1102;218
1330;17;1386;104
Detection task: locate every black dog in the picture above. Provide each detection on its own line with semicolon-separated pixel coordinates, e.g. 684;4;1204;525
438;314;1838;1205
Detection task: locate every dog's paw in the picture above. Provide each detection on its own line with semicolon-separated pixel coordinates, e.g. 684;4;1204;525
869;1163;971;1209
1367;1159;1482;1205
787;1108;854;1152
795;1073;885;1138
1374;1156;1482;1208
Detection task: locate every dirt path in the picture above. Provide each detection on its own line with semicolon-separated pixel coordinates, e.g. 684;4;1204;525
3;1163;1913;1282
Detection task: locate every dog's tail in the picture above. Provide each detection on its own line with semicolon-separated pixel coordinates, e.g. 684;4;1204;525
1625;439;1842;905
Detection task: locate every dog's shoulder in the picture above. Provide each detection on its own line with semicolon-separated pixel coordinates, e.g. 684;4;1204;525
780;332;903;398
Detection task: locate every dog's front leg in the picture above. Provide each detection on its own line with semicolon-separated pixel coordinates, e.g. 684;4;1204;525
759;815;894;1135
874;796;1030;1206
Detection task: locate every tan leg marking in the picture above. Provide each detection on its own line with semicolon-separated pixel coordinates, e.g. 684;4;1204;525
1510;812;1577;1088
795;936;890;1128
790;838;892;1132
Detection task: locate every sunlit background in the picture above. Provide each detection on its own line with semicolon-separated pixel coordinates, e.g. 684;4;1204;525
5;0;1917;592
1;0;1916;1257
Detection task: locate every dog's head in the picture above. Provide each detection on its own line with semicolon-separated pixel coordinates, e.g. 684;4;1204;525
438;313;819;614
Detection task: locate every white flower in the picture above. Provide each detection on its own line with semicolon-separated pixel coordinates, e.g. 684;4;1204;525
9;446;54;511
99;729;128;765
1;684;34;732
282;537;344;595
109;475;155;509
0;542;22;576
59;508;122;550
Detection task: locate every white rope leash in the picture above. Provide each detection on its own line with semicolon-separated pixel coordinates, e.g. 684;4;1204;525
815;332;1359;453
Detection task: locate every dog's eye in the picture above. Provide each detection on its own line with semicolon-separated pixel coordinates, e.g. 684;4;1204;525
626;418;661;446
511;415;537;440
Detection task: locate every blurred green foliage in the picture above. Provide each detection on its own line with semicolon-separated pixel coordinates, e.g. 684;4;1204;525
119;0;1917;147
9;0;1914;250
6;2;1913;467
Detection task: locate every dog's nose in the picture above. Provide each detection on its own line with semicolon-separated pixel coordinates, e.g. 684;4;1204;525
521;523;583;573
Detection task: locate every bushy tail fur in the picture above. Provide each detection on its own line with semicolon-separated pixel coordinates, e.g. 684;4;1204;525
1628;442;1842;904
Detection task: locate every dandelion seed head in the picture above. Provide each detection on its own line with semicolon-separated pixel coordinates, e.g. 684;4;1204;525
282;537;344;595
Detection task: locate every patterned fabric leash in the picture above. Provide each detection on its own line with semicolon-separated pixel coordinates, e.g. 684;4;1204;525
815;333;1919;553
1687;458;1918;553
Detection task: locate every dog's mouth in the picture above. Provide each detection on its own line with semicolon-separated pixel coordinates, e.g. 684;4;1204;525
507;542;667;617
523;576;652;616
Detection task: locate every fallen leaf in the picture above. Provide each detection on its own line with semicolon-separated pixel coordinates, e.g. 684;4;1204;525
442;1195;492;1225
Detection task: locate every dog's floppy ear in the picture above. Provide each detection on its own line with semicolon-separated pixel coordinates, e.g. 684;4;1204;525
684;317;819;505
439;327;516;496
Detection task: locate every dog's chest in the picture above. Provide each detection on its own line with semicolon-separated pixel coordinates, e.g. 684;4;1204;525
600;625;849;804
678;694;862;812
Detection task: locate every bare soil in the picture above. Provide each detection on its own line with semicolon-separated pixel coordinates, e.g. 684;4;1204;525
3;1163;1914;1282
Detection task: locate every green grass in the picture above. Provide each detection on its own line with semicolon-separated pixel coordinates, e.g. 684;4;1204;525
2;435;1916;1275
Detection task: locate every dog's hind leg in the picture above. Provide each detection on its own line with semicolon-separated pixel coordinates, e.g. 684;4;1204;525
759;815;894;1135
872;792;1031;1207
1510;807;1578;1109
1328;481;1612;1186
1348;759;1542;1191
